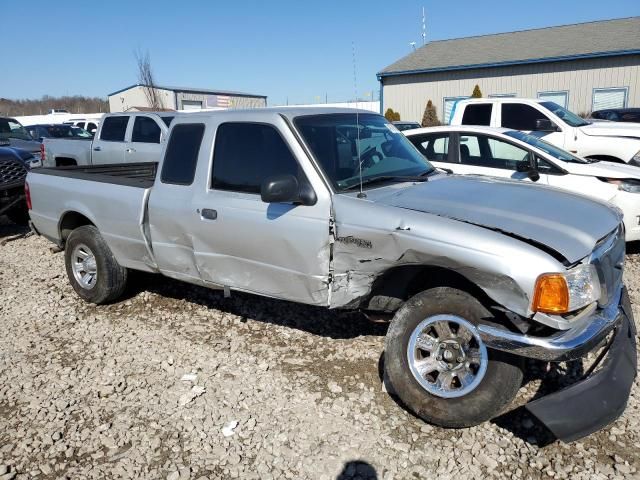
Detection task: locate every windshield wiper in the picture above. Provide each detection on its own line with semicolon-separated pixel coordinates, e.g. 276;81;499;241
341;175;428;191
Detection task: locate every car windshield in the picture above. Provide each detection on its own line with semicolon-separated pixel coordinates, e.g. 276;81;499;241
295;113;434;191
539;102;591;127
504;130;591;164
45;125;93;138
0;118;34;141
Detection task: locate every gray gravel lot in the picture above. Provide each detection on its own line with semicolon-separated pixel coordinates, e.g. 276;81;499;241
0;218;639;479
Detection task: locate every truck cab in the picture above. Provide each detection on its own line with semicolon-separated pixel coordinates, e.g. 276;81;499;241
450;98;640;165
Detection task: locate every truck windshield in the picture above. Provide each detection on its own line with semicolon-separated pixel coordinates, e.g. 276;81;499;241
0;118;33;141
295;113;434;191
504;130;591;163
539;102;591;127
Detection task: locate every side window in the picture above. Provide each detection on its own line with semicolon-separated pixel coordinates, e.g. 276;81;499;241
99;116;129;141
212;123;300;194
132;116;161;143
409;133;451;163
160;124;205;185
459;134;530;170
461;104;492;126
501;104;548;131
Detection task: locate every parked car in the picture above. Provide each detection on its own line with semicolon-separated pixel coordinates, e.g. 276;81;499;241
590;108;640;123
25;124;93;142
0;143;36;224
43;112;174;167
64;118;101;135
404;125;640;242
392;121;422;131
0;116;43;165
450;98;640;165
27;107;636;442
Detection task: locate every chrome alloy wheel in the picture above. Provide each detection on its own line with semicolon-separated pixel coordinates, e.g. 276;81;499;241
71;243;98;290
407;315;488;398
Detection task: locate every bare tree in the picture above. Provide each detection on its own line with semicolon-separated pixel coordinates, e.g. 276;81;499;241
135;49;164;110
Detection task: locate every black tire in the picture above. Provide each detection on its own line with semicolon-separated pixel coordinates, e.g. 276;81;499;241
7;205;29;225
384;287;523;428
64;225;127;304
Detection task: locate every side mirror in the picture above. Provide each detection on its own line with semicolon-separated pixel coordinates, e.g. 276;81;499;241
535;118;558;132
516;161;540;181
260;174;317;206
527;169;540;182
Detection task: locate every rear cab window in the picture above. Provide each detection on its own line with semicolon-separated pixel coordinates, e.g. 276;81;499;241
161;124;205;185
100;116;129;142
211;122;301;194
461;104;492;126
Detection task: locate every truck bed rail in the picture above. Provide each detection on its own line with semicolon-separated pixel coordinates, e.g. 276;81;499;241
34;162;158;188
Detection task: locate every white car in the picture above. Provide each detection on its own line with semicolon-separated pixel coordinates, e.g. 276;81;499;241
404;125;640;241
449;98;640;165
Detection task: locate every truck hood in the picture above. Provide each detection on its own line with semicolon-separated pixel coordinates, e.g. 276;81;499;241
367;175;620;263
579;122;640;139
561;159;640;179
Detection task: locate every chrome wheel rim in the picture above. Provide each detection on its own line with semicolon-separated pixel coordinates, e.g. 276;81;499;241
71;243;97;290
407;315;488;398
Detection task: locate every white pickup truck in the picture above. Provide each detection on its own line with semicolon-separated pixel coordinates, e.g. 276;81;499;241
42;112;174;167
450;98;640;165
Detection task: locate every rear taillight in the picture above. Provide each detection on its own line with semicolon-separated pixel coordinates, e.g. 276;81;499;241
25;181;32;210
40;143;45;162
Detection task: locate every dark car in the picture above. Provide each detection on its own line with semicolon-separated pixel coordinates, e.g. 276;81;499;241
25;123;93;142
392;121;422;131
590;108;640;123
0;143;34;224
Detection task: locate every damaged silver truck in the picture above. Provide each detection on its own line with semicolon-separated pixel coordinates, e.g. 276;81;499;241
26;108;636;442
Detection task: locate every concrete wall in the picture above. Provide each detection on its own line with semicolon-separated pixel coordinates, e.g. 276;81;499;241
108;86;176;112
382;54;640;122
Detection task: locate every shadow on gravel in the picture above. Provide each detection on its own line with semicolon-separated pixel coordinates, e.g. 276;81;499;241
378;351;587;448
336;461;378;480
626;241;640;255
0;216;29;240
124;271;389;340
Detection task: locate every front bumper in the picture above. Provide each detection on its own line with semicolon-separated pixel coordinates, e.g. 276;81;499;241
478;287;626;362
526;290;637;442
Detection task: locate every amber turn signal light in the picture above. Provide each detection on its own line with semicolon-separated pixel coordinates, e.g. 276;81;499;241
532;274;569;314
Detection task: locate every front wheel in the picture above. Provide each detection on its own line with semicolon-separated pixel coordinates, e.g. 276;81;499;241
64;225;128;304
384;287;523;428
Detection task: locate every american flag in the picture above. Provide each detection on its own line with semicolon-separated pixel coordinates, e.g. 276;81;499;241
206;95;230;108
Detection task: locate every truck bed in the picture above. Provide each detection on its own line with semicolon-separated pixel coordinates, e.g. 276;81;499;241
34;162;158;188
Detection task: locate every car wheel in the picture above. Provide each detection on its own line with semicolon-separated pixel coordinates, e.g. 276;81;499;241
384;286;523;428
64;225;127;304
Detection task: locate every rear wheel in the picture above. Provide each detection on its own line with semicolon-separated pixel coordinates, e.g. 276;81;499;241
64;225;127;304
384;287;523;427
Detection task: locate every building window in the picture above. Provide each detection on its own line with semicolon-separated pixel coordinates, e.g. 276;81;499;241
443;97;467;124
592;87;628;111
488;93;516;98
537;91;569;108
181;100;203;110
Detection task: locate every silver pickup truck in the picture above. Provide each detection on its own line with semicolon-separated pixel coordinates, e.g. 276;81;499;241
26;107;636;442
42;112;174;167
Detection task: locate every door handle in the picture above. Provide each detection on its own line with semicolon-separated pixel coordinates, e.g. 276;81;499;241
93;146;101;151
200;208;217;220
126;148;136;153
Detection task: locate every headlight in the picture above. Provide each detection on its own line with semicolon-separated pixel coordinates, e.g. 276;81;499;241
599;177;640;193
532;264;601;314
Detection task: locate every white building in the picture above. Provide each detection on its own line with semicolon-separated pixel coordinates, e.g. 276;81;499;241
108;84;267;112
378;17;640;123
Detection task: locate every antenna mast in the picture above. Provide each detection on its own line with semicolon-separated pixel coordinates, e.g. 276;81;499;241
422;6;426;45
352;41;365;199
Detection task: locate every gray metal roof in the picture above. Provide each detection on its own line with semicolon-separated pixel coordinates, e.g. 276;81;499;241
379;17;640;78
108;84;267;98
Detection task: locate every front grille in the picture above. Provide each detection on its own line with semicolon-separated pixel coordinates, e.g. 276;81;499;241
591;224;625;307
0;159;27;187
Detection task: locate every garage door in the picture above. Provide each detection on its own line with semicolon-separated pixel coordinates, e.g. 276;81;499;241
181;100;203;110
592;88;627;111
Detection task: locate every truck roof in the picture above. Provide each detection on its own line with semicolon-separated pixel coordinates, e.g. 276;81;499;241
170;107;380;122
404;125;513;136
456;97;544;105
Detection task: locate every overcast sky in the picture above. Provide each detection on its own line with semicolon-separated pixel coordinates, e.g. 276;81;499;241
3;0;639;105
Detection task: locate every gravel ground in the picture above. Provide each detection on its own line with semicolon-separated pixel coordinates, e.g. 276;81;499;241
1;217;639;480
